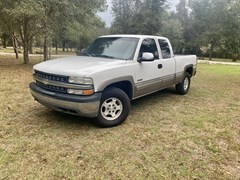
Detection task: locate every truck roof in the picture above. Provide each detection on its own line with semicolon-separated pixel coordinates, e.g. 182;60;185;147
100;34;168;40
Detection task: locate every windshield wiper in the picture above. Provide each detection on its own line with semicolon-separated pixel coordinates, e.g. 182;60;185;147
93;54;115;59
79;52;92;57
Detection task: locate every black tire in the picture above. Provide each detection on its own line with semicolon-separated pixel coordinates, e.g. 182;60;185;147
175;72;191;95
94;87;130;128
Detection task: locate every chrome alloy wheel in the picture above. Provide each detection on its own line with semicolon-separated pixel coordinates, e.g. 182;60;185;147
100;97;123;121
183;77;189;91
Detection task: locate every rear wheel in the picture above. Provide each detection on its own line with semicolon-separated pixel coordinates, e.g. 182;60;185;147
94;87;130;127
176;72;191;95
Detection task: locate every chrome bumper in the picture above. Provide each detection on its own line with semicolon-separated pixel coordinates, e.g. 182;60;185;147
30;83;101;118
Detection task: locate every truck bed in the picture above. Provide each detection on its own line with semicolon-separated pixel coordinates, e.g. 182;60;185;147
174;55;197;74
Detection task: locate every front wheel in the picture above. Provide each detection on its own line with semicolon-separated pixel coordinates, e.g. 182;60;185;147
175;72;191;95
94;87;130;128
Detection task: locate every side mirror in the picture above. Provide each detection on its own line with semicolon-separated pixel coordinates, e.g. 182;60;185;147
76;48;86;56
138;52;154;62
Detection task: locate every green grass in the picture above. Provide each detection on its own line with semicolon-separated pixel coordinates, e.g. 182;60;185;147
0;57;239;179
201;64;240;75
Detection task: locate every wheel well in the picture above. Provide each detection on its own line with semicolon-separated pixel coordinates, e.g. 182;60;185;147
105;81;133;100
186;67;193;77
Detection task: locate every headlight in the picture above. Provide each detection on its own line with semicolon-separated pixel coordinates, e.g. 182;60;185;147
68;77;93;85
68;77;94;95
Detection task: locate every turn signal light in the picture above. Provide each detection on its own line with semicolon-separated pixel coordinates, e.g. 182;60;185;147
67;89;94;95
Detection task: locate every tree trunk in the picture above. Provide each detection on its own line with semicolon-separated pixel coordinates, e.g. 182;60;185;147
43;0;49;61
2;37;7;48
232;55;237;62
19;20;30;64
43;35;48;61
49;44;52;60
62;41;65;52
55;40;58;55
12;33;19;59
23;40;29;64
209;42;214;60
29;39;33;54
12;38;19;59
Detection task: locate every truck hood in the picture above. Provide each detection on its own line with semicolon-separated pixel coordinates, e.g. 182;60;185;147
34;56;128;77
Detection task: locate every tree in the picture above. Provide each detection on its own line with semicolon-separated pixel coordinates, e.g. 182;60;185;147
189;0;226;59
0;1;20;58
111;0;167;35
0;0;107;64
42;0;107;60
0;0;44;64
175;0;196;54
65;16;106;51
0;33;11;48
129;0;167;34
222;0;240;61
111;0;134;33
159;13;184;53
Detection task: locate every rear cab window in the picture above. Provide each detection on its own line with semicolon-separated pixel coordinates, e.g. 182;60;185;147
158;39;171;59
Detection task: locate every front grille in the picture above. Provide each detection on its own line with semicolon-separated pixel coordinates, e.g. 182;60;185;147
34;70;69;93
35;70;68;83
36;81;67;93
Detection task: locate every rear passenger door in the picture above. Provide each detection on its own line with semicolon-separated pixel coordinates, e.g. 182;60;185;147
158;39;176;87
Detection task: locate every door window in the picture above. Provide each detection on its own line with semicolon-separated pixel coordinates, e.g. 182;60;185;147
139;39;159;60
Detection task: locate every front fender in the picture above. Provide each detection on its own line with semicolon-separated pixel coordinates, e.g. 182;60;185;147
96;76;135;92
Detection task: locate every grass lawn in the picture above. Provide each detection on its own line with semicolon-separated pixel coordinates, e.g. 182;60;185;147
0;56;239;179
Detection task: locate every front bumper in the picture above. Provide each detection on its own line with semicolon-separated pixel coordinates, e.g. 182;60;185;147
29;83;101;118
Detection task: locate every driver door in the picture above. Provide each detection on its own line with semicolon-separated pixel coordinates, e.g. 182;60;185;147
135;38;163;97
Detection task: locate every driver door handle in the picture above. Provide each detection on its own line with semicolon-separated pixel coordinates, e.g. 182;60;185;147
158;64;163;69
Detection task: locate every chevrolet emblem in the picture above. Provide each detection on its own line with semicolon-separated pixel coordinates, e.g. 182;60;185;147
42;79;49;85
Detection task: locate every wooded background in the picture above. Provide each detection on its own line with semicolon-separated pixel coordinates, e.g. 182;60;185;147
0;0;239;64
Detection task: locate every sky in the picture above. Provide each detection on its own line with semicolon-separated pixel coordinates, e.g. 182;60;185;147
98;0;180;27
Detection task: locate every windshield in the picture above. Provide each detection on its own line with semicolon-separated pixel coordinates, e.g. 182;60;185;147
79;37;139;60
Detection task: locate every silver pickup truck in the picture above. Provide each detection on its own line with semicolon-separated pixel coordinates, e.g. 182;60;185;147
30;35;197;127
